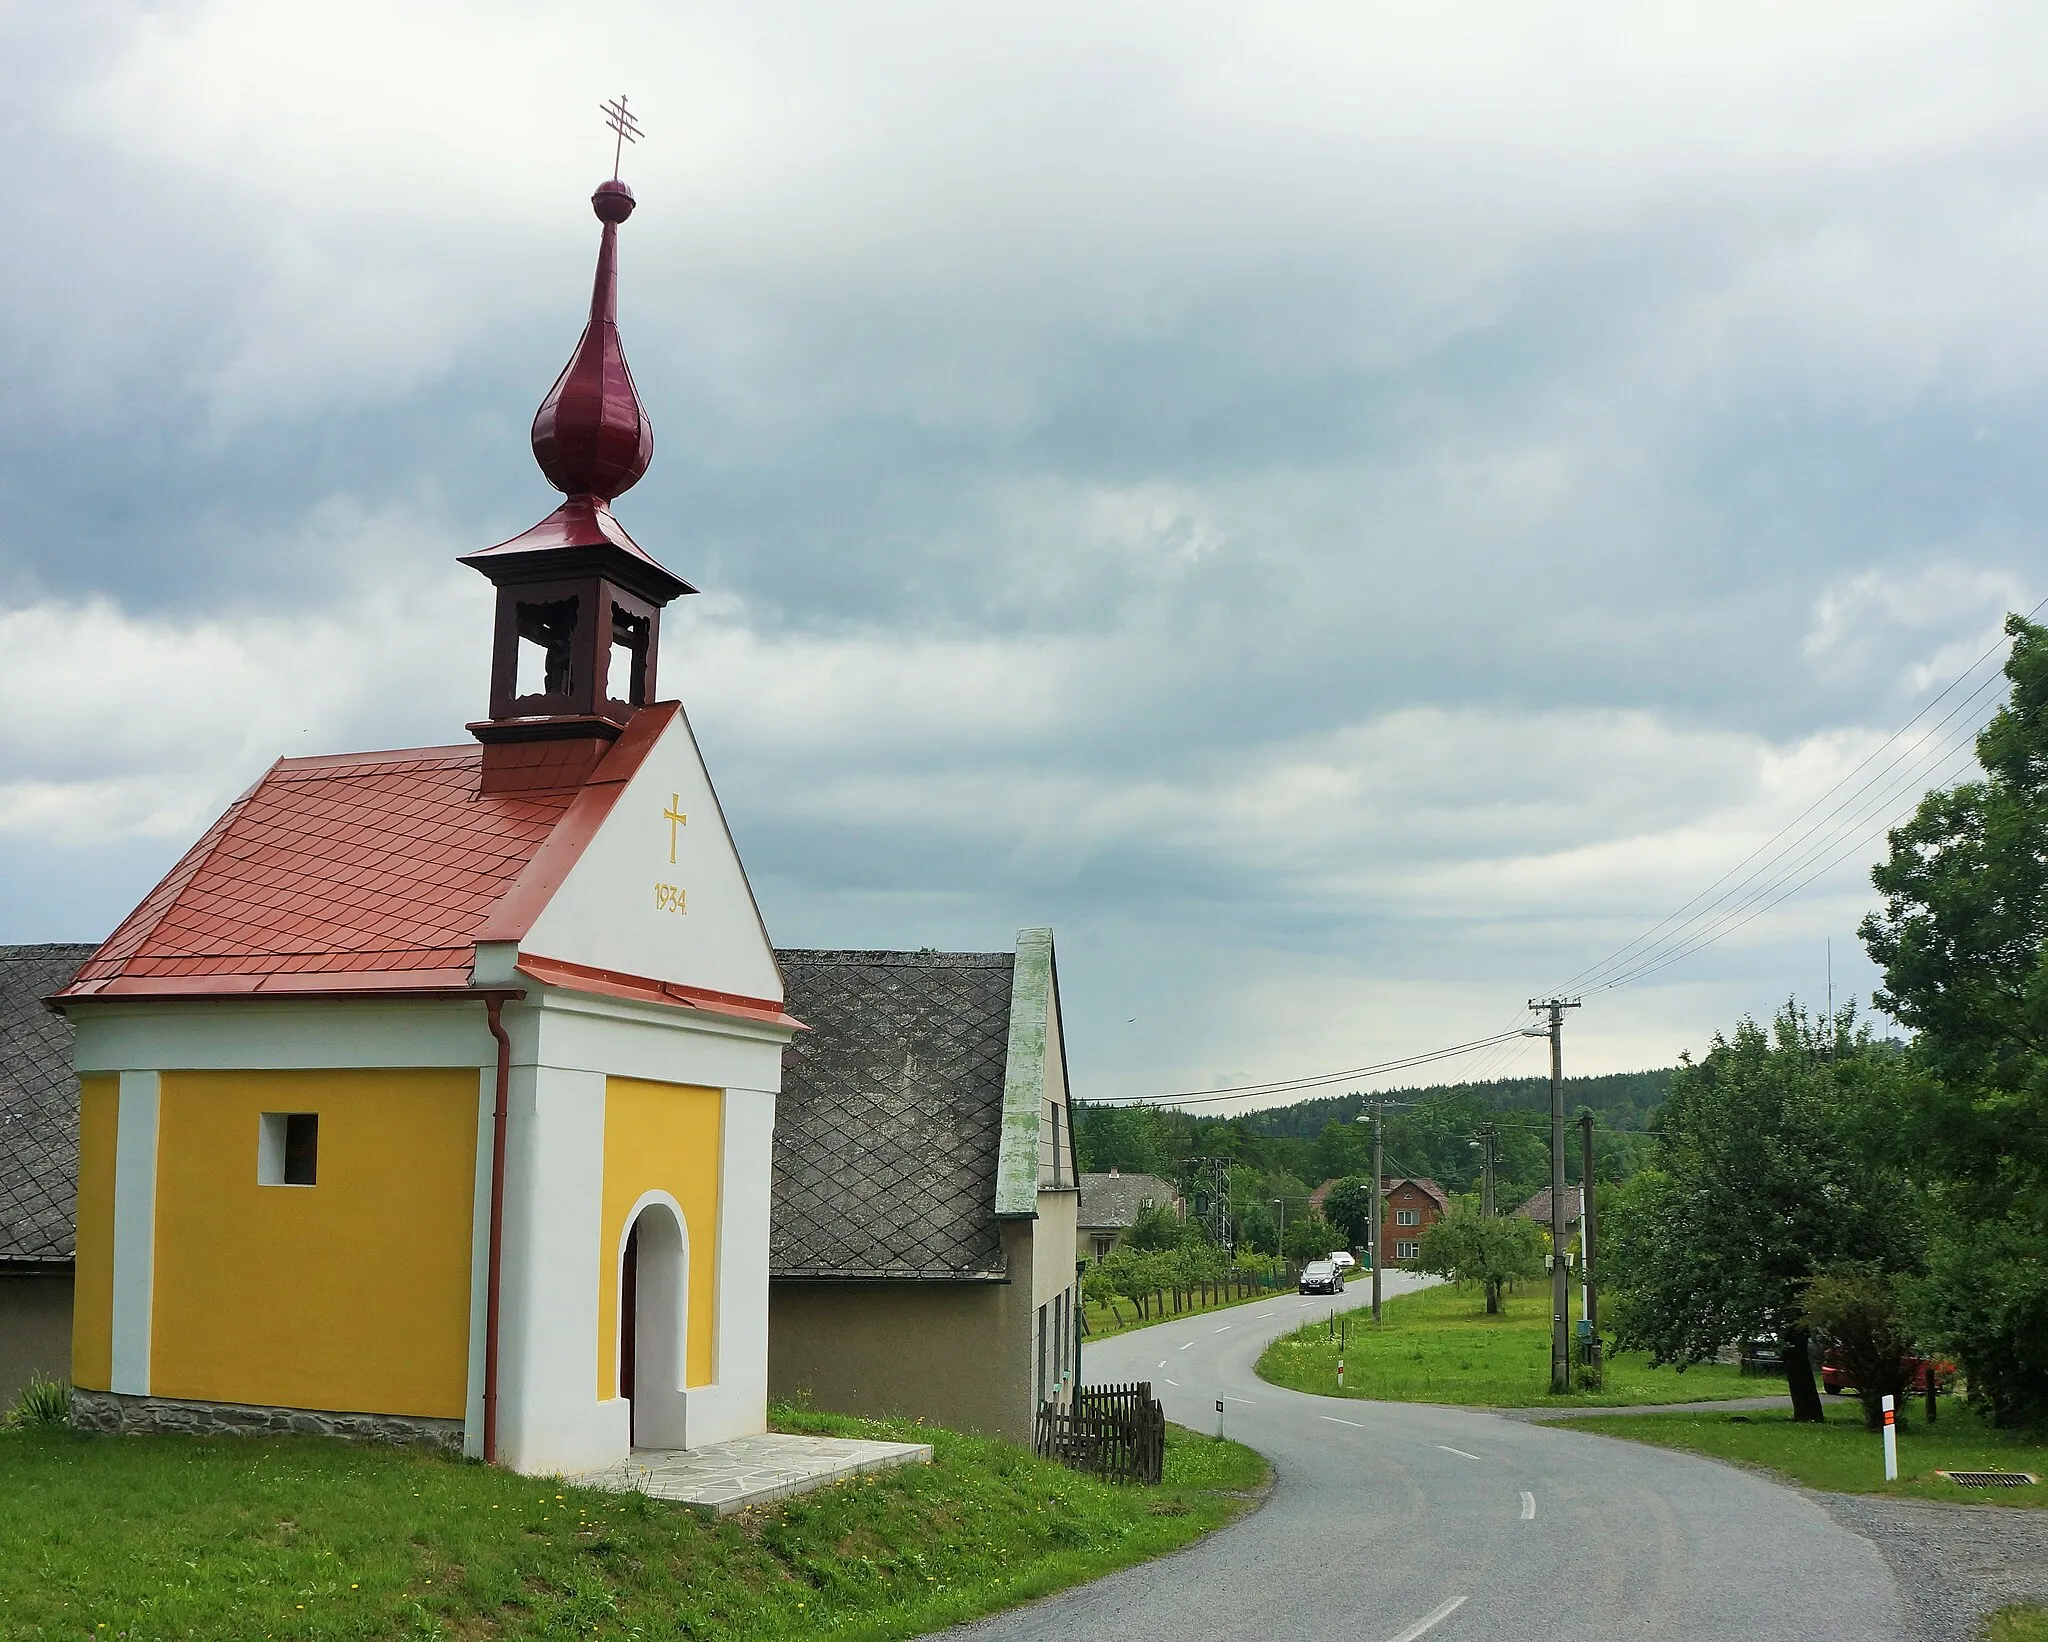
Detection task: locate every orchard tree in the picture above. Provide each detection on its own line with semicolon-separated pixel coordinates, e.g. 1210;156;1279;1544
1603;1005;1918;1421
1861;614;2048;1426
1413;1202;1543;1312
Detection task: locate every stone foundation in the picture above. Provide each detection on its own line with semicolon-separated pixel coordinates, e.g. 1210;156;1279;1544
69;1388;466;1453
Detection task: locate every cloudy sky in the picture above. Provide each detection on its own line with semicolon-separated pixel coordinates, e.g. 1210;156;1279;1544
4;1;2043;1105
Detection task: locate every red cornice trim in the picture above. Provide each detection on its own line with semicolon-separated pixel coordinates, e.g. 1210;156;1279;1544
472;701;679;943
515;952;802;1030
52;971;497;1005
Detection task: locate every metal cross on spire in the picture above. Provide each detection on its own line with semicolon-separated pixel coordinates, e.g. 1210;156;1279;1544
600;94;643;180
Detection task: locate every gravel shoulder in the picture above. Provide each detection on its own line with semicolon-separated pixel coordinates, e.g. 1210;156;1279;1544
1819;1494;2048;1642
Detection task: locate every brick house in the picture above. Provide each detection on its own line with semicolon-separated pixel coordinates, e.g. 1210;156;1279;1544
1380;1177;1448;1265
1306;1175;1449;1265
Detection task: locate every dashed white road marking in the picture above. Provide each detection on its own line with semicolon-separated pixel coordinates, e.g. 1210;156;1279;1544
1320;1415;1367;1428
1213;1325;1232;1333
1436;1445;1482;1462
1157;1360;1167;1368
1386;1595;1468;1642
1520;1491;1536;1520
1179;1341;1195;1351
1163;1378;1180;1387
1220;1395;1256;1405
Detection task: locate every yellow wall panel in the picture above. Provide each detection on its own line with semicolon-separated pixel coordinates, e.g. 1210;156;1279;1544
599;1079;722;1397
150;1069;478;1419
69;1075;119;1392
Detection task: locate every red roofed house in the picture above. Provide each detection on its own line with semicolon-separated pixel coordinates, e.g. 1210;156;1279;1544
52;175;796;1478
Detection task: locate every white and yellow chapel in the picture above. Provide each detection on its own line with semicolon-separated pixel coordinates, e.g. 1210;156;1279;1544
55;173;796;1477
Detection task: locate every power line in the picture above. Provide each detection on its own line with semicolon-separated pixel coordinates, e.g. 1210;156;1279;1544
1092;1028;1530;1108
1546;597;2043;999
1570;679;2008;993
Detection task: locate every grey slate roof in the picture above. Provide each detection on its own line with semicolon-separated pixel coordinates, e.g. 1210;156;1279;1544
0;945;93;1266
771;949;1015;1281
1513;1184;1583;1224
1077;1172;1179;1232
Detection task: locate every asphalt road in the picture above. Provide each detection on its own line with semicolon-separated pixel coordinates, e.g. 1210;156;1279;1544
953;1273;1907;1642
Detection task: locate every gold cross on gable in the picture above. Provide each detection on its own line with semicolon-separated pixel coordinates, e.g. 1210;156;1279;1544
664;794;688;863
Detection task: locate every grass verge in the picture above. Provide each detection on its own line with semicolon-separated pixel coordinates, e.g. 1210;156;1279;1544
0;1406;1268;1640
1564;1406;2048;1508
1987;1605;2048;1640
1256;1281;1754;1408
1083;1272;1346;1342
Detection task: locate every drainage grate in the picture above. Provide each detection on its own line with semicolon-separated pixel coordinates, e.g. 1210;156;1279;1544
1935;1471;2038;1488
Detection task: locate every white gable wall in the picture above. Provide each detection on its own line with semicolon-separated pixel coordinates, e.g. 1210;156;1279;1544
522;710;782;1001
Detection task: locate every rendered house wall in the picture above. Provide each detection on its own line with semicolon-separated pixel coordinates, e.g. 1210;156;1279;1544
495;991;782;1474
0;1274;74;1406
768;1220;1043;1445
598;1078;722;1397
149;1068;479;1418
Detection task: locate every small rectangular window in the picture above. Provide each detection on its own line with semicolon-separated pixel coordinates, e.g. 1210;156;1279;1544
1396;1208;1418;1226
258;1112;319;1187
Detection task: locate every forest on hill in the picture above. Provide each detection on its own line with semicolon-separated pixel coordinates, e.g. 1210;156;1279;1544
1072;1067;1675;1253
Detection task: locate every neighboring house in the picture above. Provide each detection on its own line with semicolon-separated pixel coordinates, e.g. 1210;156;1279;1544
1076;1170;1182;1261
0;945;93;1407
1381;1177;1448;1265
768;933;1080;1446
1305;1175;1449;1264
1512;1185;1584;1247
44;178;800;1478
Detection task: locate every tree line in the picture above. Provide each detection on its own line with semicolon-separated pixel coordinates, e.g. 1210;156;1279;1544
1074;1068;1672;1257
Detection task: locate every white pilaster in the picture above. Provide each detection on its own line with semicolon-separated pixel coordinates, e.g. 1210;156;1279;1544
110;1070;161;1396
495;1061;625;1475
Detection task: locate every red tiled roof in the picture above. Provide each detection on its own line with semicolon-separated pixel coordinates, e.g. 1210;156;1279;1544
57;705;790;1030
62;744;575;998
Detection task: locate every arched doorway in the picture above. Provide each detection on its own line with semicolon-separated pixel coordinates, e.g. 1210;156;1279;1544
618;1200;689;1449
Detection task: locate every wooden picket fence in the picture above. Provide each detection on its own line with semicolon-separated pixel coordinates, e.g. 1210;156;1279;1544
1034;1380;1165;1485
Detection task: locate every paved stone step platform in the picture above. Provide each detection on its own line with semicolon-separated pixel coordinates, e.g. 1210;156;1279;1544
572;1430;933;1516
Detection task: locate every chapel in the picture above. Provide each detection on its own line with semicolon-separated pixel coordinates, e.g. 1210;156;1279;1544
53;171;795;1477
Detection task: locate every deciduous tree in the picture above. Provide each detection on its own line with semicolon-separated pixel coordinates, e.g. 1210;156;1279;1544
1861;614;2048;1426
1412;1202;1543;1311
1603;1005;1918;1422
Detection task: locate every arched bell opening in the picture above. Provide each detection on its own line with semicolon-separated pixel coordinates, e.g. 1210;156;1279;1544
618;1198;689;1449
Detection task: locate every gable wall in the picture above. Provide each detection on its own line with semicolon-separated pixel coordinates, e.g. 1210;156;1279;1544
521;709;781;1002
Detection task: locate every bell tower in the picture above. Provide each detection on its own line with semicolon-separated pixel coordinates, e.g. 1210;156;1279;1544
462;167;694;793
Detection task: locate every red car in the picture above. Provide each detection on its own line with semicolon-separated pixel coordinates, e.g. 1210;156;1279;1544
1821;1349;1954;1397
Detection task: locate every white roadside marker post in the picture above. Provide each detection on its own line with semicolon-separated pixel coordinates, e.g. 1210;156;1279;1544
1215;1398;1225;1440
1882;1394;1899;1480
1338;1356;1345;1391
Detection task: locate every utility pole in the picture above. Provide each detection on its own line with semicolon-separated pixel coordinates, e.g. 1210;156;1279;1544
1530;997;1581;1394
1580;1110;1598;1352
1370;1102;1384;1323
1477;1123;1496;1217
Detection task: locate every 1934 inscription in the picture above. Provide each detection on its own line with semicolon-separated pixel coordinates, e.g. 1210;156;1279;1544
654;882;687;914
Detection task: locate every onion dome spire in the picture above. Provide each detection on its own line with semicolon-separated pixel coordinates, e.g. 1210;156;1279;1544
529;179;654;501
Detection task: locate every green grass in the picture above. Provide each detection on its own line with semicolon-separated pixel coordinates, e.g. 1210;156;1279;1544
1566;1406;2048;1508
0;1407;1268;1640
1987;1605;2048;1640
1256;1281;1753;1408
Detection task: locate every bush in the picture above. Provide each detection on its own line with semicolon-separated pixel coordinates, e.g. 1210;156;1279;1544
5;1375;70;1429
1908;1211;2048;1429
1801;1264;1915;1431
